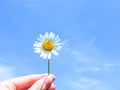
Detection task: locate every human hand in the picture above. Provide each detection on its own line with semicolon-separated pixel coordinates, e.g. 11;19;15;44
0;74;56;90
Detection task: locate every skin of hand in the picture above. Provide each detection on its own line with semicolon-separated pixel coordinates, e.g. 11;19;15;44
0;74;56;90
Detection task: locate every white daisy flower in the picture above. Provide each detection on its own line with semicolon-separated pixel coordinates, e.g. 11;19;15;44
33;32;62;59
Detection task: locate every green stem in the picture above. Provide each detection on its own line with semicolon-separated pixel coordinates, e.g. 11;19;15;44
48;59;50;75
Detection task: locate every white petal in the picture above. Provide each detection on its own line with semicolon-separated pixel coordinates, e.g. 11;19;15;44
50;32;55;39
33;42;42;48
54;35;60;42
52;50;59;55
34;48;41;53
44;32;49;39
55;42;62;46
43;53;47;59
55;47;62;51
39;34;43;39
40;52;45;57
33;42;38;46
48;53;52;59
56;39;60;43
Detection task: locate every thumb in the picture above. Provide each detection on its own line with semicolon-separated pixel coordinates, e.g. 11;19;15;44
28;74;55;90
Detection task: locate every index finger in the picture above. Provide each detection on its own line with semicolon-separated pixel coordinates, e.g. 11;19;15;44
2;74;48;90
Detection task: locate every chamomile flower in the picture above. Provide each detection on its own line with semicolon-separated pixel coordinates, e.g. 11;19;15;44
33;32;62;60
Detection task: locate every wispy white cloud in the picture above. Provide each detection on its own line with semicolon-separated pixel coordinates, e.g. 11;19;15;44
73;63;116;73
74;66;101;73
67;77;99;90
68;35;117;71
63;76;110;90
60;35;118;72
59;36;119;90
0;65;15;81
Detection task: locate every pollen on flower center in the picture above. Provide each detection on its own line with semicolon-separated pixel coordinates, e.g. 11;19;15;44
42;40;54;51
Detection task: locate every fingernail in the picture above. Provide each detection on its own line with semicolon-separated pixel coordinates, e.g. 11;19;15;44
41;75;54;90
41;83;46;90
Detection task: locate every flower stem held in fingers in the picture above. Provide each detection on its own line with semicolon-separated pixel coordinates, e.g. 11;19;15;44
48;59;50;75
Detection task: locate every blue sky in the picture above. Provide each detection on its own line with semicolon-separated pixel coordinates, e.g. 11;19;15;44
0;0;120;90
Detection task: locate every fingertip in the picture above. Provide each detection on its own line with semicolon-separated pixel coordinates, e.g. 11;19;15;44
48;74;56;81
41;74;56;90
48;84;56;90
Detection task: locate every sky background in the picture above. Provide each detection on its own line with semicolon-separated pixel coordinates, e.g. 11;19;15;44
0;0;120;90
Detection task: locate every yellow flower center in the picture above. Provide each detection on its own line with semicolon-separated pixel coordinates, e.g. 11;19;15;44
42;40;54;51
